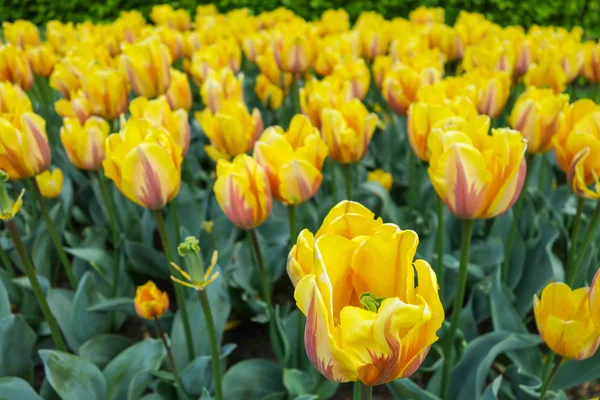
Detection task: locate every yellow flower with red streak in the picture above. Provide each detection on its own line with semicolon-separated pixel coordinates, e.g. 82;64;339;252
103;118;182;210
35;168;64;199
85;66;130;121
134;281;170;320
582;41;600;83
524;49;568;94
321;99;378;164
0;81;32;115
196;99;263;162
461;38;516;75
201;68;245;113
428;126;527;219
242;31;269;63
214;154;272;230
590;269;600;332
553;99;600;199
255;74;285;110
129;96;191;156
372;55;393;89
50;56;88;100
382;62;440;116
0;45;33;91
121;39;172;98
409;6;444;24
45;21;77;56
509;87;569;154
330;58;370;101
2;20;40;48
367;169;393;191
454;11;500;49
55;92;92;125
150;4;191;31
466;68;511;119
0;112;51;180
148;26;184;60
317;9;350;36
272;22;316;75
189;40;241;86
534;282;600;360
165;69;192;112
287;200;443;384
61;117;110;171
26;45;58;77
300;78;348;129
254;114;328;205
430;24;463;62
256;48;293;93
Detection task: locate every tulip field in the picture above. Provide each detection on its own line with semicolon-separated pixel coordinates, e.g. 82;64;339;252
3;3;600;399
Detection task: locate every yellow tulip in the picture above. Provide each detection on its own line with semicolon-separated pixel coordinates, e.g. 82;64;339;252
331;58;370;101
121;39;172;98
454;11;500;49
430;24;463;62
134;281;170;320
165;69;192;112
372;55;393;89
35;168;64;199
61;117;110;171
54;92;92;125
196;99;263;162
590;269;600;332
560;40;582;83
149;26;184;60
26;45;58;77
382;63;440;116
321;99;378;164
409;6;444;24
428;126;527;219
524;49;568;94
272;24;316;75
256;48;293;92
0;45;33;91
150;4;191;31
214;154;272;229
582;41;600;83
317;9;350;36
534;282;600;360
255;74;284;110
2;20;40;48
254;114;328;205
103;119;182;210
389;35;429;64
201;68;245;113
85;66;130;121
367;169;393;191
0;112;51;180
189;41;241;86
300;78;348;129
50;56;87;100
287;200;444;384
467;68;511;119
45;21;77;56
553;99;600;199
312;46;342;77
461;40;516;76
0;81;32;115
509;87;569;154
359;29;389;62
242;31;269;63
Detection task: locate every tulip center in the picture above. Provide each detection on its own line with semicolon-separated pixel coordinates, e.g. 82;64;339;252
359;292;386;312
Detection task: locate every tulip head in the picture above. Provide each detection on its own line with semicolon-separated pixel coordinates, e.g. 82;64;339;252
0;112;51;180
254;114;328;205
134;281;170;320
121;39;172;98
509;87;569;154
331;59;370;101
0;45;33;91
372;55;394;89
214;154;272;230
196;100;263;162
428;126;527;219
524;50;568;94
55;93;92;125
590;269;600;332
165;69;192;112
50;57;86;100
534;282;600;360
582;41;600;83
272;27;315;75
35;168;64;199
27;45;58;77
103;119;182;210
299;78;347;129
409;6;444;24
201;68;245;113
367;169;392;191
60;117;110;171
430;24;463;62
287;200;444;384
255;74;285;110
2;20;40;48
321;99;378;164
383;63;440;116
85;66;130;121
317;9;350;35
468;68;511;119
0;81;32;115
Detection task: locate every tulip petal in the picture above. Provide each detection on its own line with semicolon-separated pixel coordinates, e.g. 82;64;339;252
316;200;381;238
279;160;322;204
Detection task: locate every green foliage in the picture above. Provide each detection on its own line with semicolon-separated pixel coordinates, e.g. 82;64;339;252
1;0;599;36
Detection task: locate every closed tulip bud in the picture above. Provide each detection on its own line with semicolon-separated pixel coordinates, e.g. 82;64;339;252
256;48;293;92
524;50;568;94
214;154;272;229
372;55;393;89
134;281;170;320
2;20;40;48
317;9;350;36
103;119;182;210
468;68;511;119
409;6;444;24
85;66;129;121
60;117;110;170
509;87;569;154
430;24;462;62
0;81;32;115
35;168;64;199
331;59;370;101
242;32;268;63
273;27;316;75
428;126;527;219
300;78;346;129
55;92;92;125
383;63;439;116
129;96;191;155
165;69;192;112
196;100;263;162
50;58;85;100
121;39;172;98
514;39;532;76
150;26;183;61
27;45;58;77
255;74;284;110
254;115;328;205
590;269;600;332
0;112;51;180
0;45;33;91
367;169;392;191
201;68;245;113
287;200;444;383
582;41;600;83
321;100;378;164
150;5;191;31
534;282;600;360
313;47;342;77
360;29;389;61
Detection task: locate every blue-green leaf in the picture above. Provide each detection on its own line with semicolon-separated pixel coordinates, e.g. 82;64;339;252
40;350;106;400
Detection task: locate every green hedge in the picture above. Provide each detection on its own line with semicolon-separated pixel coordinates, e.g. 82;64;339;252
1;0;599;36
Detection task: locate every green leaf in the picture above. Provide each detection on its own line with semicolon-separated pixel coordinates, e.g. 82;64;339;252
222;359;286;400
0;314;36;381
127;371;153;400
270;305;290;365
71;272;112;343
47;288;82;352
40;350;107;400
388;378;440;400
79;334;133;370
64;247;114;283
553;346;600;390
0;278;10;319
124;240;170;279
103;338;166;400
283;368;338;399
481;376;502;400
87;297;136;315
180;344;236;396
0;377;43;400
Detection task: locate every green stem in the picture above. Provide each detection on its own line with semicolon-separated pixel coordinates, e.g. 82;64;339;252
248;229;273;312
407;150;416;209
290;77;300;117
565;197;584;283
538;153;547;190
568;200;600;286
539;352;561;399
170;203;183;246
330;161;338;203
357;381;372;400
343;163;352;200
435;196;445;301
6;219;66;351
197;290;224;400
32;179;77;290
288;205;296;243
95;171;118;245
441;219;474;398
353;382;360;400
25;180;37;221
0;244;16;278
154;210;196;360
153;316;188;399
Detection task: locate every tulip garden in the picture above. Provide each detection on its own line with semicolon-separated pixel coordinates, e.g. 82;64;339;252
2;3;600;399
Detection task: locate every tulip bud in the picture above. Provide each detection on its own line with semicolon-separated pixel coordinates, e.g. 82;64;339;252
0;112;51;180
242;32;268;63
273;25;316;75
383;63;438;116
534;282;600;360
150;4;191;31
165;69;192;112
85;66;130;121
60;117;110;171
0;170;24;221
27;45;58;77
121;39;172;98
148;25;183;60
524;49;568;94
55;92;92;125
300;78;346;129
367;169;392;191
255;74;284;110
514;39;532;76
468;68;511;119
50;57;85;100
0;81;32;115
103;119;182;210
582;41;600;83
409;6;444;24
372;55;393;89
172;236;219;290
2;20;40;48
590;269;600;332
0;45;33;91
35;168;64;199
201;68;245;113
134;281;170;320
331;59;370;101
